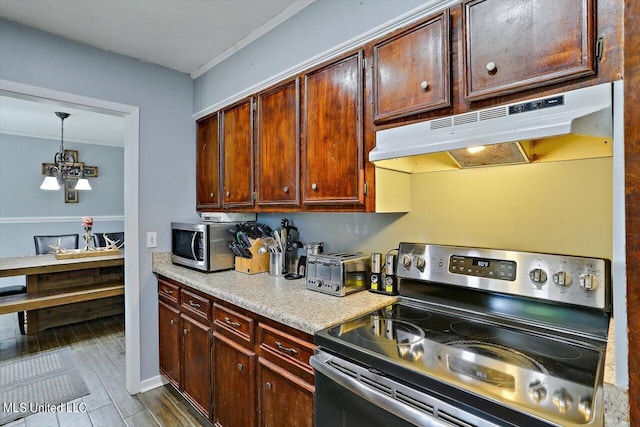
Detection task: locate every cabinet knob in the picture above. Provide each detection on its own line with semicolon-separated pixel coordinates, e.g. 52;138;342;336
170;319;175;325
283;186;289;193
237;363;243;371
265;382;272;390
420;80;429;90
311;183;318;190
486;61;497;72
210;192;214;198
226;191;230;197
183;328;188;335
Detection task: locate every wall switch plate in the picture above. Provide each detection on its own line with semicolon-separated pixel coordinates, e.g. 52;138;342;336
146;232;157;248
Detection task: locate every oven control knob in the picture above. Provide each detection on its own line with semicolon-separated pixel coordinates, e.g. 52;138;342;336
579;397;593;421
529;268;548;284
332;283;340;292
528;381;547;403
401;254;412;268
552;390;573;414
552;271;572;287
579;274;599;291
414;256;426;271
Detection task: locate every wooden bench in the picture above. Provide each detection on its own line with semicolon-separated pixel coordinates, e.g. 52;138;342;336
0;283;124;315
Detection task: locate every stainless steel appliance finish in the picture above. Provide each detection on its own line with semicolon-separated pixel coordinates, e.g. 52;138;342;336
171;222;239;272
306;252;371;297
312;243;611;427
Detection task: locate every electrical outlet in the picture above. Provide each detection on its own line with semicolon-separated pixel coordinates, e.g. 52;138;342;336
146;232;157;248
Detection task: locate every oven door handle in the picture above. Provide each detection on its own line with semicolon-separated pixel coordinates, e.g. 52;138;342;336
310;354;450;427
190;231;198;261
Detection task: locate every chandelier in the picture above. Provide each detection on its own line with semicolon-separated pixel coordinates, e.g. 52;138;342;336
40;112;92;191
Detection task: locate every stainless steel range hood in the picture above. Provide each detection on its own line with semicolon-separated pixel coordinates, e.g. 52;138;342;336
370;82;613;171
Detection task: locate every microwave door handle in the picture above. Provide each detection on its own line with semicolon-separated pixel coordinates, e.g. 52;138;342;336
310;356;447;427
190;231;198;261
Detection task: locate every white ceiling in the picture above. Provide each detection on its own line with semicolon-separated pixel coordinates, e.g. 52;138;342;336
0;0;314;145
0;0;312;77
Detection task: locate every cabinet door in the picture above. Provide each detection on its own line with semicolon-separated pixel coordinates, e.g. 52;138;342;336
213;332;256;427
196;113;221;210
181;314;212;418
258;357;313;427
302;51;364;206
373;10;450;122
158;301;181;387
256;79;300;208
221;98;254;208
463;0;595;100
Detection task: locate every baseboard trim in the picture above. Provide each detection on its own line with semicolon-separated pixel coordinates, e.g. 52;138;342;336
139;374;168;393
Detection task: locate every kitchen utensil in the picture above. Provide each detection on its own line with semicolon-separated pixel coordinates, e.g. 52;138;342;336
258;246;268;254
269;252;284;276
261;237;277;252
273;232;284;252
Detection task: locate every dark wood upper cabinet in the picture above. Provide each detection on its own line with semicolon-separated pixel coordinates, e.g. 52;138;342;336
221;98;254;208
302;51;364;206
373;9;451;122
256;79;300;208
196;114;221;210
463;0;596;101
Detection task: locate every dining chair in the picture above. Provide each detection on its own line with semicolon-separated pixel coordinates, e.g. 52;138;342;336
0;285;27;335
94;232;124;248
33;234;79;255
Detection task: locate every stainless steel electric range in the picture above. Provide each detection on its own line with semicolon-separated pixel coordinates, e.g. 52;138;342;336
311;243;611;427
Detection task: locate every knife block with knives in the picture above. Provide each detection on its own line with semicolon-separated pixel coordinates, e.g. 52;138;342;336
235;238;269;274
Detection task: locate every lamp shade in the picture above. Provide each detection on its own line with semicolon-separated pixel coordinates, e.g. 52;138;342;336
40;176;60;190
74;178;92;190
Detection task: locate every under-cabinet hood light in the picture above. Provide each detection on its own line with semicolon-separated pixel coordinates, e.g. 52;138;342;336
467;146;485;154
370;82;613;168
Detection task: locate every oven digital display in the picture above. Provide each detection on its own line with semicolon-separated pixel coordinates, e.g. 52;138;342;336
449;256;516;281
473;259;490;268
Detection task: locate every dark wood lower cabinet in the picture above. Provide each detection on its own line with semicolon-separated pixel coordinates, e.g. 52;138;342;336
213;332;256;427
158;300;181;387
158;276;314;426
258;357;314;427
181;313;213;419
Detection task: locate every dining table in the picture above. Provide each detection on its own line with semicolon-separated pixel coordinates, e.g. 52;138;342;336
0;252;124;334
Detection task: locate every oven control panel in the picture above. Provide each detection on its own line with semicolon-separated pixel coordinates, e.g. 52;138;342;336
397;243;610;310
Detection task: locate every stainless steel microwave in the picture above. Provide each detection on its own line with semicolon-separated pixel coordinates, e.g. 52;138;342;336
171;222;238;272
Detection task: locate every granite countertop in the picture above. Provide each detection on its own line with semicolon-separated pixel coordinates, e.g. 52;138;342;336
152;253;397;335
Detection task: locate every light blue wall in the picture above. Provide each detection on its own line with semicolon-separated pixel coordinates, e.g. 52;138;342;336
194;0;427;111
0;134;124;217
0;18;197;382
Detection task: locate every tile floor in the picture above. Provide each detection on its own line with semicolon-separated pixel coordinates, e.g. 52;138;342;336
0;312;206;427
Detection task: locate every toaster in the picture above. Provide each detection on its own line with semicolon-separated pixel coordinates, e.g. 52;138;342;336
306;252;371;297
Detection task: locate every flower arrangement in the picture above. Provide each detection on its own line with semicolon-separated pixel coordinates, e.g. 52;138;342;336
82;216;93;250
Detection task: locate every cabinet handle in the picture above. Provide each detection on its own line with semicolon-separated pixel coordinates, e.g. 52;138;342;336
188;301;201;308
224;316;241;328
275;341;298;355
486;61;497;72
265;382;272;390
210;192;214;198
311;183;318;190
162;289;173;294
226;191;230;197
238;363;243;371
283;186;289;193
183;328;188;335
170;319;175;325
420;80;429;90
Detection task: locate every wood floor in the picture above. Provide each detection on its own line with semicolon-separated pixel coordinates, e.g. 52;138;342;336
0;312;206;427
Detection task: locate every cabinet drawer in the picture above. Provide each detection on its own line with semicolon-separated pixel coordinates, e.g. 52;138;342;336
213;303;254;345
158;280;179;304
258;323;314;377
180;289;211;321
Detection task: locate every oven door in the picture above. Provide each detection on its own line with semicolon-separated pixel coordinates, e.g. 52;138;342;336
311;350;501;427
